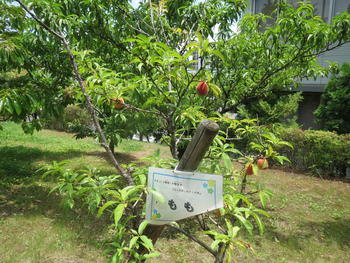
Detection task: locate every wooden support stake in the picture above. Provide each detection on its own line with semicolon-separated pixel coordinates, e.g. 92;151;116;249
177;119;220;172
140;119;219;255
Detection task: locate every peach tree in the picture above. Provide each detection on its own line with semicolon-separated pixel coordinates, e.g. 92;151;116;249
2;0;350;262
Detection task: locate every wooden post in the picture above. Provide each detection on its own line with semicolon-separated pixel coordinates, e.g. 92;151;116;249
140;119;219;255
177;119;220;172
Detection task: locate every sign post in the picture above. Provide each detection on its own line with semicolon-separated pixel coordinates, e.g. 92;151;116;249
140;119;220;255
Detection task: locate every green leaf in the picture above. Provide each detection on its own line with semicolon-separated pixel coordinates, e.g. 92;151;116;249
97;200;118;217
140;235;153;251
274;155;290;164
120;185;143;200
209;83;222;97
13;101;21;115
279;141;294;149
143;251;160;259
252;213;264;235
252;164;259;176
5;98;13;114
138;220;149;235
254;208;270;218
113;204;126;225
259;189;273;208
235;214;253;235
259;191;267;208
211;50;225;61
230;226;240;238
111;253;118;263
203;230;218;237
169;221;180;228
129;236;139;249
210;239;221;250
222;153;233;171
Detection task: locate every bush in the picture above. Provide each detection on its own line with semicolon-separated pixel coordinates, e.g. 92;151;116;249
277;128;350;177
42;115;64;131
43;104;93;136
62;105;94;137
237;92;303;125
63;105;91;128
315;63;350;134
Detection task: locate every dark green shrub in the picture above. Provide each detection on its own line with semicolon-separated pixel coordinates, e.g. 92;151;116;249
42;115;64;131
63;105;94;136
277;128;350;177
315;63;350;134
42;104;92;133
237;92;303;125
63;105;91;128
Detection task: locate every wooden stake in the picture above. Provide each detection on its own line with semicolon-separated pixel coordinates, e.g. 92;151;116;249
140;119;219;255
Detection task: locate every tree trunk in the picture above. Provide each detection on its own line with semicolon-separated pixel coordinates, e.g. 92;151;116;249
169;135;178;159
167;118;178;159
214;244;226;263
109;141;115;154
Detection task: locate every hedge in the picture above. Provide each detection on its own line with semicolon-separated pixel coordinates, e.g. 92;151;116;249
277;128;350;177
43;104;93;133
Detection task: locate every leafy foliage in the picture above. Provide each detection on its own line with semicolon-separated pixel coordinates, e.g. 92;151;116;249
2;0;350;261
39;122;292;262
40;161;159;262
276;127;350;177
315;63;350;134
237;92;303;124
212;1;350;121
3;0;350;151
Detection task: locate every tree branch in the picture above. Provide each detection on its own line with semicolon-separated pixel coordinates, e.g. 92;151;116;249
16;0;135;185
15;0;63;40
168;224;217;257
122;102;168;119
220;38;350;114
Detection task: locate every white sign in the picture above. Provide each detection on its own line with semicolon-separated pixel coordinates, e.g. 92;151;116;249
146;167;223;225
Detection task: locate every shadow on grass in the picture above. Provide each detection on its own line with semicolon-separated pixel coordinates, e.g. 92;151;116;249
0;144;133;239
0;182;110;249
0;142;154;263
0;145;142;259
259;217;350;252
0;145;139;184
303;219;350;248
0;145;86;181
86;150;140;164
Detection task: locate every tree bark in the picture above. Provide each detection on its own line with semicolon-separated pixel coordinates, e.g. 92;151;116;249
214;243;226;263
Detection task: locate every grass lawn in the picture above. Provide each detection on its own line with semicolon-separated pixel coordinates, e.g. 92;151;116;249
1;122;349;263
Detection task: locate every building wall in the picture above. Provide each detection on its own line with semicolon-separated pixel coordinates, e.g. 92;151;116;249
301;43;350;87
250;0;350;90
250;0;350;129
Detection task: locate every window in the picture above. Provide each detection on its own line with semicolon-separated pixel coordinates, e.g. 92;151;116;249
310;0;331;22
255;0;276;15
333;0;350;16
253;0;335;22
254;0;278;27
190;51;201;72
254;0;310;14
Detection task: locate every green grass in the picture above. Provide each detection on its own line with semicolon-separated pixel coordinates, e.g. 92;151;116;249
0;122;170;263
232;169;350;263
0;122;170;183
1;122;350;262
